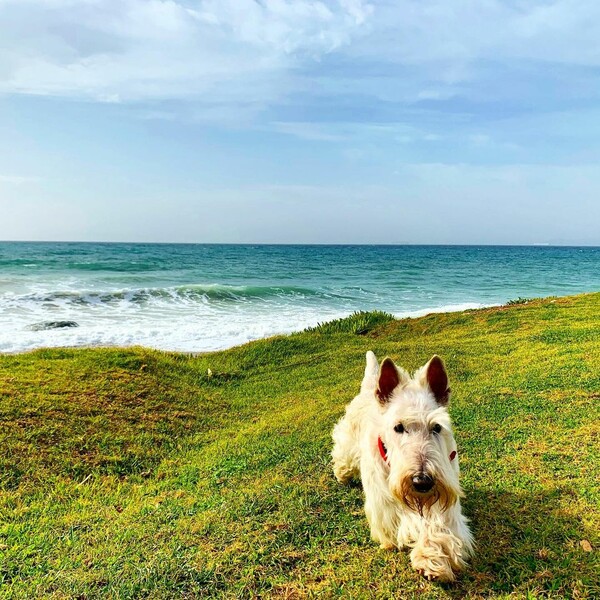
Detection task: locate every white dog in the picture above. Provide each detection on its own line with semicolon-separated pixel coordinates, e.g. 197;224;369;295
332;351;474;582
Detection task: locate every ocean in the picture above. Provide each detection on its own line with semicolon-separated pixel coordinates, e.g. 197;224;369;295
1;243;599;354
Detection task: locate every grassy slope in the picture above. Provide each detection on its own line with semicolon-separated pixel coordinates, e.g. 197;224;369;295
0;294;599;599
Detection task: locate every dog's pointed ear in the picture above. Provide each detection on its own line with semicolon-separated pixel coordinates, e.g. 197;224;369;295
361;350;380;393
425;355;450;405
365;350;379;377
376;357;401;404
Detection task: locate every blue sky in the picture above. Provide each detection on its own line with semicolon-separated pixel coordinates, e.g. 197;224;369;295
1;0;599;244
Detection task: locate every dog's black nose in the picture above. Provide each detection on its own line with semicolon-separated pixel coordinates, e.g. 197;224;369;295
412;473;434;493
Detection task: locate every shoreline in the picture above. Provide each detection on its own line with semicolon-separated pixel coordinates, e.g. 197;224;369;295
1;297;533;357
4;244;600;355
4;289;595;357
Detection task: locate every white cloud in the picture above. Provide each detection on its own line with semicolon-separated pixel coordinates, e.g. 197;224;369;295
1;0;599;136
0;0;372;102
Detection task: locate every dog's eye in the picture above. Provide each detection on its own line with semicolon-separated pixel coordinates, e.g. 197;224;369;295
394;423;405;434
432;424;442;434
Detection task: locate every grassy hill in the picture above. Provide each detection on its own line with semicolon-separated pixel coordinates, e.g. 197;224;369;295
1;294;599;599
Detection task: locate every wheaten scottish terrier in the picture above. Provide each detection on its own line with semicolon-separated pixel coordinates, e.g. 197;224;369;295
332;352;474;582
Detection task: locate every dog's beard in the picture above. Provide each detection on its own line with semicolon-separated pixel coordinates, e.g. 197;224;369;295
393;474;457;517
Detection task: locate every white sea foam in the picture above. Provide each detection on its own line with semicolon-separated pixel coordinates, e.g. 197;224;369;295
0;283;340;353
0;286;495;354
0;309;341;353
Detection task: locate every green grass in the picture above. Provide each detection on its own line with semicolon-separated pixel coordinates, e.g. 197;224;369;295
1;293;599;599
303;310;395;335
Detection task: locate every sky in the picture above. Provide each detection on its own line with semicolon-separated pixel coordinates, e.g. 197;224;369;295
1;0;599;244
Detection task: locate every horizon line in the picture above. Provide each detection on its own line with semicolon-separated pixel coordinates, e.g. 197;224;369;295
1;240;600;248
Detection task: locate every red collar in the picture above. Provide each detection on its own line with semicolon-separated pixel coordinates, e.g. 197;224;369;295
377;437;456;464
378;436;389;463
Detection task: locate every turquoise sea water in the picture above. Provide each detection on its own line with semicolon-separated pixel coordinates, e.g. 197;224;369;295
1;243;599;353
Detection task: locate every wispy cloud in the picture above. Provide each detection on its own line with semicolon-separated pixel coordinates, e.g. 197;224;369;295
0;174;39;185
270;121;442;143
344;1;600;67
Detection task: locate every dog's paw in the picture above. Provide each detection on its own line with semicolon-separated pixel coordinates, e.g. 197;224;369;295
379;541;396;550
410;548;455;583
333;464;356;485
416;567;454;582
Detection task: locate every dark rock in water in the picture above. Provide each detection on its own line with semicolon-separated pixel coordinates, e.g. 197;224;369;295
27;321;79;331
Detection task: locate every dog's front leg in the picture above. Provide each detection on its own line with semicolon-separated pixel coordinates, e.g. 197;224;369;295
364;495;398;549
331;415;361;484
410;525;456;582
361;459;399;549
409;507;473;582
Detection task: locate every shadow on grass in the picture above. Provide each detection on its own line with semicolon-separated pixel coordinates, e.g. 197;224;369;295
449;486;598;598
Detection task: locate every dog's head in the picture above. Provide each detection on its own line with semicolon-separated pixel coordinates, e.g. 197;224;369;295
362;352;462;515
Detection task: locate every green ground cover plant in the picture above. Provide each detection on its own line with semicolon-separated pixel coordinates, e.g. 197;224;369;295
0;293;599;598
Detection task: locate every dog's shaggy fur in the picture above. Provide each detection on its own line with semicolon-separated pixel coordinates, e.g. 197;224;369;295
332;352;474;582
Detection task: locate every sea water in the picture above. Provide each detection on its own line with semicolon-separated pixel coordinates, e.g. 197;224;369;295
1;243;599;353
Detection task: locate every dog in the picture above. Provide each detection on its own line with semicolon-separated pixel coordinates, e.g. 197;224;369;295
331;351;474;582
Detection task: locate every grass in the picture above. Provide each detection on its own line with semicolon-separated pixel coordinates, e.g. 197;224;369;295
1;293;599;599
303;310;395;335
505;298;539;306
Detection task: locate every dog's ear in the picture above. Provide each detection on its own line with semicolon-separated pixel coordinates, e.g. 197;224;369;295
425;355;450;406
376;357;401;404
361;350;379;392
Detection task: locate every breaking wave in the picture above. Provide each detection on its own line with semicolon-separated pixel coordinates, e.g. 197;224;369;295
7;283;349;308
